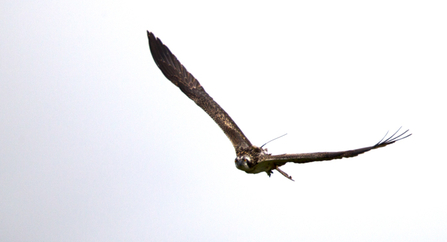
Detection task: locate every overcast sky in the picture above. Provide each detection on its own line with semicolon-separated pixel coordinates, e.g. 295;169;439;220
1;0;446;241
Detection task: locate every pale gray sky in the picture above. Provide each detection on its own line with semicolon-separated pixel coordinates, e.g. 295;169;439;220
1;0;446;241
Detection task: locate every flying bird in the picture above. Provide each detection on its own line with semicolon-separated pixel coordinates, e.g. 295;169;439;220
147;31;411;181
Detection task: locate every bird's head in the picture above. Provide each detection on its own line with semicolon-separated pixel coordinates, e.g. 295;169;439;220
235;155;251;171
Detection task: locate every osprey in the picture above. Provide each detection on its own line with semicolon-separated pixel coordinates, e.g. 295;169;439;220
147;31;411;181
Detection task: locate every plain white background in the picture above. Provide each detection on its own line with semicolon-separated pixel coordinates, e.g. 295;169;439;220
1;0;446;241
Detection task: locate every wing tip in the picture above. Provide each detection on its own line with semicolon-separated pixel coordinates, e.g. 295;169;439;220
147;30;156;41
375;127;412;148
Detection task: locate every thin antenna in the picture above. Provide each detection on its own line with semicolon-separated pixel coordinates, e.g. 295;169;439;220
260;133;287;148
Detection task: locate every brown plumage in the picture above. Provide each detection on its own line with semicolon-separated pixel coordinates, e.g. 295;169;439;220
147;31;411;181
148;31;251;151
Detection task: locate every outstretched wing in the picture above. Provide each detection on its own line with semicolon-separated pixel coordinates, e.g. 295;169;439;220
147;31;252;150
261;128;411;166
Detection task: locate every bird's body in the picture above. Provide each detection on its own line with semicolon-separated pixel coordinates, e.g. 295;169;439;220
147;31;411;181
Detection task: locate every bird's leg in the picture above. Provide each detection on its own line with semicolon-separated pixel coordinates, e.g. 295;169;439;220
275;166;294;181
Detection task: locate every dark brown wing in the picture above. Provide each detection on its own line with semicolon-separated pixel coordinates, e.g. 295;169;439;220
147;31;252;150
260;128;411;166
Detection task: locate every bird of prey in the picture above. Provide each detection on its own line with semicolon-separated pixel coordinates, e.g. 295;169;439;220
147;31;411;181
